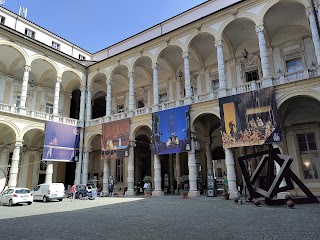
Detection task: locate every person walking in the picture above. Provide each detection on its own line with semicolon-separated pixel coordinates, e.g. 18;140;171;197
109;181;114;197
71;183;76;202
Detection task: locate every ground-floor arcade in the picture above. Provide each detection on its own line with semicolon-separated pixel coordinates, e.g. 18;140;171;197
1;90;320;197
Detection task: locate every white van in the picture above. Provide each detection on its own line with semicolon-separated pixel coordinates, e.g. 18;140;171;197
32;183;65;202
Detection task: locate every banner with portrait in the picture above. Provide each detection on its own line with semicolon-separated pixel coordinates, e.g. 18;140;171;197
101;119;130;159
219;87;281;149
42;122;80;162
152;105;191;155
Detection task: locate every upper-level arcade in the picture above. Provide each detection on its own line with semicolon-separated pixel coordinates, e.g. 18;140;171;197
85;0;320;126
0;37;86;126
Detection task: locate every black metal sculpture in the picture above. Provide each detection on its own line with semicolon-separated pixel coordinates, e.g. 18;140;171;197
238;146;319;205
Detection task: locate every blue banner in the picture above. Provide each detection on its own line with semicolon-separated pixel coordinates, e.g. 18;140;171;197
42;122;80;162
152;105;191;155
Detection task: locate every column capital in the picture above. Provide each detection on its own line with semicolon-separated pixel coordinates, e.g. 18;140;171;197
87;86;93;92
24;65;31;72
84;148;91;153
80;86;86;92
255;25;265;34
56;77;62;83
14;141;24;148
128;72;135;79
182;51;189;58
214;40;223;48
305;7;313;18
152;63;158;70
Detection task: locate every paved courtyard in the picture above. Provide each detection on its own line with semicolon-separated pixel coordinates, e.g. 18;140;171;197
0;195;319;240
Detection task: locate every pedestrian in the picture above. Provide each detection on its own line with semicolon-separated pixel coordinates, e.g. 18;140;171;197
71;183;76;202
109;181;114;197
136;182;141;196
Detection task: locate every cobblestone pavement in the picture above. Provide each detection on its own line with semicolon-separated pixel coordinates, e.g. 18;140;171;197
0;195;319;240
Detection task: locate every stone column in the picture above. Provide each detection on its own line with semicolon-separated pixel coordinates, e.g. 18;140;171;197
176;153;181;186
8;142;23;187
106;81;112;117
102;159;110;196
168;78;173;101
182;52;192;99
128;72;135;115
81;148;90;184
125;145;135;196
74;128;84;184
153;155;164;196
188;139;199;197
214;40;227;97
86;87;92;120
45;162;53;184
206;139;213;174
152;63;159;110
53;77;62;116
225;148;239;199
169;154;174;192
255;25;271;79
79;86;86;123
20;65;31;109
306;7;320;65
204;68;211;93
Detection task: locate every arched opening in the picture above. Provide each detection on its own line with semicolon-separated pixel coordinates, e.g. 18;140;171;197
279;96;320;190
135;134;151;184
92;96;106;119
69;89;80;119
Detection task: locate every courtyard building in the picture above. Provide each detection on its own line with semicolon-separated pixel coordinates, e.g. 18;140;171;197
0;0;320;198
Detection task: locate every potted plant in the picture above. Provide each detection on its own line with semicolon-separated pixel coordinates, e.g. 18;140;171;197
180;175;189;199
143;175;152;197
223;185;229;200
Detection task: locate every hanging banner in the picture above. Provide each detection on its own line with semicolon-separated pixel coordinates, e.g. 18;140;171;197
101;119;130;159
219;87;281;149
152;105;191;155
42;122;80;162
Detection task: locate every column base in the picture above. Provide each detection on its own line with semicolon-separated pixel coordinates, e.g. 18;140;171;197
127;111;135;117
152;190;164;197
125;189;136;197
52;115;60;122
184;97;192;105
218;88;227;98
18;108;27;115
262;77;273;88
229;190;240;200
188;190;200;197
152;104;159;112
101;191;109;197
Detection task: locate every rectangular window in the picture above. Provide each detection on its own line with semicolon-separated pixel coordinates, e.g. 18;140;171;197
52;41;60;50
245;69;259;82
297;133;319;180
212;80;219;92
0;15;5;25
159;93;168;104
15;96;21;107
79;54;86;60
25;28;35;39
286;57;303;73
116;158;124;183
117;105;124;113
45;103;54;114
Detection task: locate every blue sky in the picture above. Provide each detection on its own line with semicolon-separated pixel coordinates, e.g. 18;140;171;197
2;0;207;53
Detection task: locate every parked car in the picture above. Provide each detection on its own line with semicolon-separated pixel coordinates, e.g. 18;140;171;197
32;183;65;202
0;187;33;206
65;184;97;200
